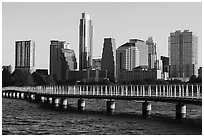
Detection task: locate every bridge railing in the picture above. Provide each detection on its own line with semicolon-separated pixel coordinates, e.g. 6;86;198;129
2;84;202;99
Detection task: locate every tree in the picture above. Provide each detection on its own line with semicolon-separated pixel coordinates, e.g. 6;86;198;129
2;69;12;87
46;75;56;85
32;72;47;86
12;69;34;86
188;75;197;83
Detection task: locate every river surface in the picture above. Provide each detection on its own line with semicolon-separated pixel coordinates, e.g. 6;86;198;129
2;98;202;135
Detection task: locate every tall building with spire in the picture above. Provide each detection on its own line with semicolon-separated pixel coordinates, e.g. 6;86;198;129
79;13;93;70
101;38;116;82
146;37;157;70
168;30;198;80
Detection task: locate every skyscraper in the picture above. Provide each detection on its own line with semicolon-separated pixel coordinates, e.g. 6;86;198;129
116;42;139;79
15;40;35;73
146;37;157;70
79;13;93;70
50;40;77;81
168;30;198;79
129;39;148;66
101;38;116;81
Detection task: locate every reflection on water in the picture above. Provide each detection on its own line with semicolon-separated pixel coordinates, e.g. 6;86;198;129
2;98;202;135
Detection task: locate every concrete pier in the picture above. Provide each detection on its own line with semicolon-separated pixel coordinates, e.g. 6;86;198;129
21;93;25;99
41;96;45;103
106;100;115;114
62;99;68;109
13;92;16;98
54;98;60;108
9;92;12;98
176;103;186;119
30;94;35;101
48;97;53;105
78;99;85;111
142;101;151;116
16;92;20;99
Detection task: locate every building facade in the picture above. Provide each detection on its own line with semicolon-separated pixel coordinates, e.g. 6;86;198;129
118;69;161;83
50;40;77;81
101;38;116;82
168;30;198;80
116;42;139;79
129;39;148;66
160;56;169;80
79;13;93;70
15;40;35;73
146;37;157;70
92;58;101;70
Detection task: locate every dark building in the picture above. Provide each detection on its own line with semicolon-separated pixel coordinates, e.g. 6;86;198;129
66;69;107;82
50;40;77;81
161;56;169;72
36;69;48;76
198;67;202;78
161;56;169;80
101;38;116;82
118;69;160;83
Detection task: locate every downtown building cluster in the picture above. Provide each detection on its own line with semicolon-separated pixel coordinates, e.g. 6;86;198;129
11;13;200;83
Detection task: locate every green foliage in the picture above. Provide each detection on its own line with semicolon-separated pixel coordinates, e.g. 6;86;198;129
32;72;47;86
2;69;12;87
11;69;34;86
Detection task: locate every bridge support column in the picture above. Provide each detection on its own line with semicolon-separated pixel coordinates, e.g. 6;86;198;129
142;101;151;116
9;92;12;98
2;92;5;98
54;98;61;108
62;99;68;109
16;92;20;98
48;97;53;105
106;100;115;114
13;92;16;98
41;96;45;103
176;103;186;119
20;93;25;99
6;92;9;98
30;94;35;101
78;99;85;111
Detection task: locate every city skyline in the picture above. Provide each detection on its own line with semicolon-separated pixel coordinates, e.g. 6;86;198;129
2;2;202;70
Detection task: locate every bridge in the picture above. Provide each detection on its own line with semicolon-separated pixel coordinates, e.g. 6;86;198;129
2;84;202;119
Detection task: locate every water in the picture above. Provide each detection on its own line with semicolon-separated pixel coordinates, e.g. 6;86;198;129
2;98;202;135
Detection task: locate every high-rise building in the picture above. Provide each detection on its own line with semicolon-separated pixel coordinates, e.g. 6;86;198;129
146;37;157;69
168;30;198;79
129;39;148;66
50;40;77;81
160;56;169;80
92;57;101;70
15;40;35;73
79;13;93;70
116;42;139;79
101;38;116;81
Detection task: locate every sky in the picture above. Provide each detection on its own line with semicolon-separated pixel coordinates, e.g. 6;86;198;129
2;2;202;71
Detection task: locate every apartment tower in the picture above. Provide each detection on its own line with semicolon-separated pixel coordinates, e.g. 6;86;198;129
168;30;198;79
15;40;35;73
